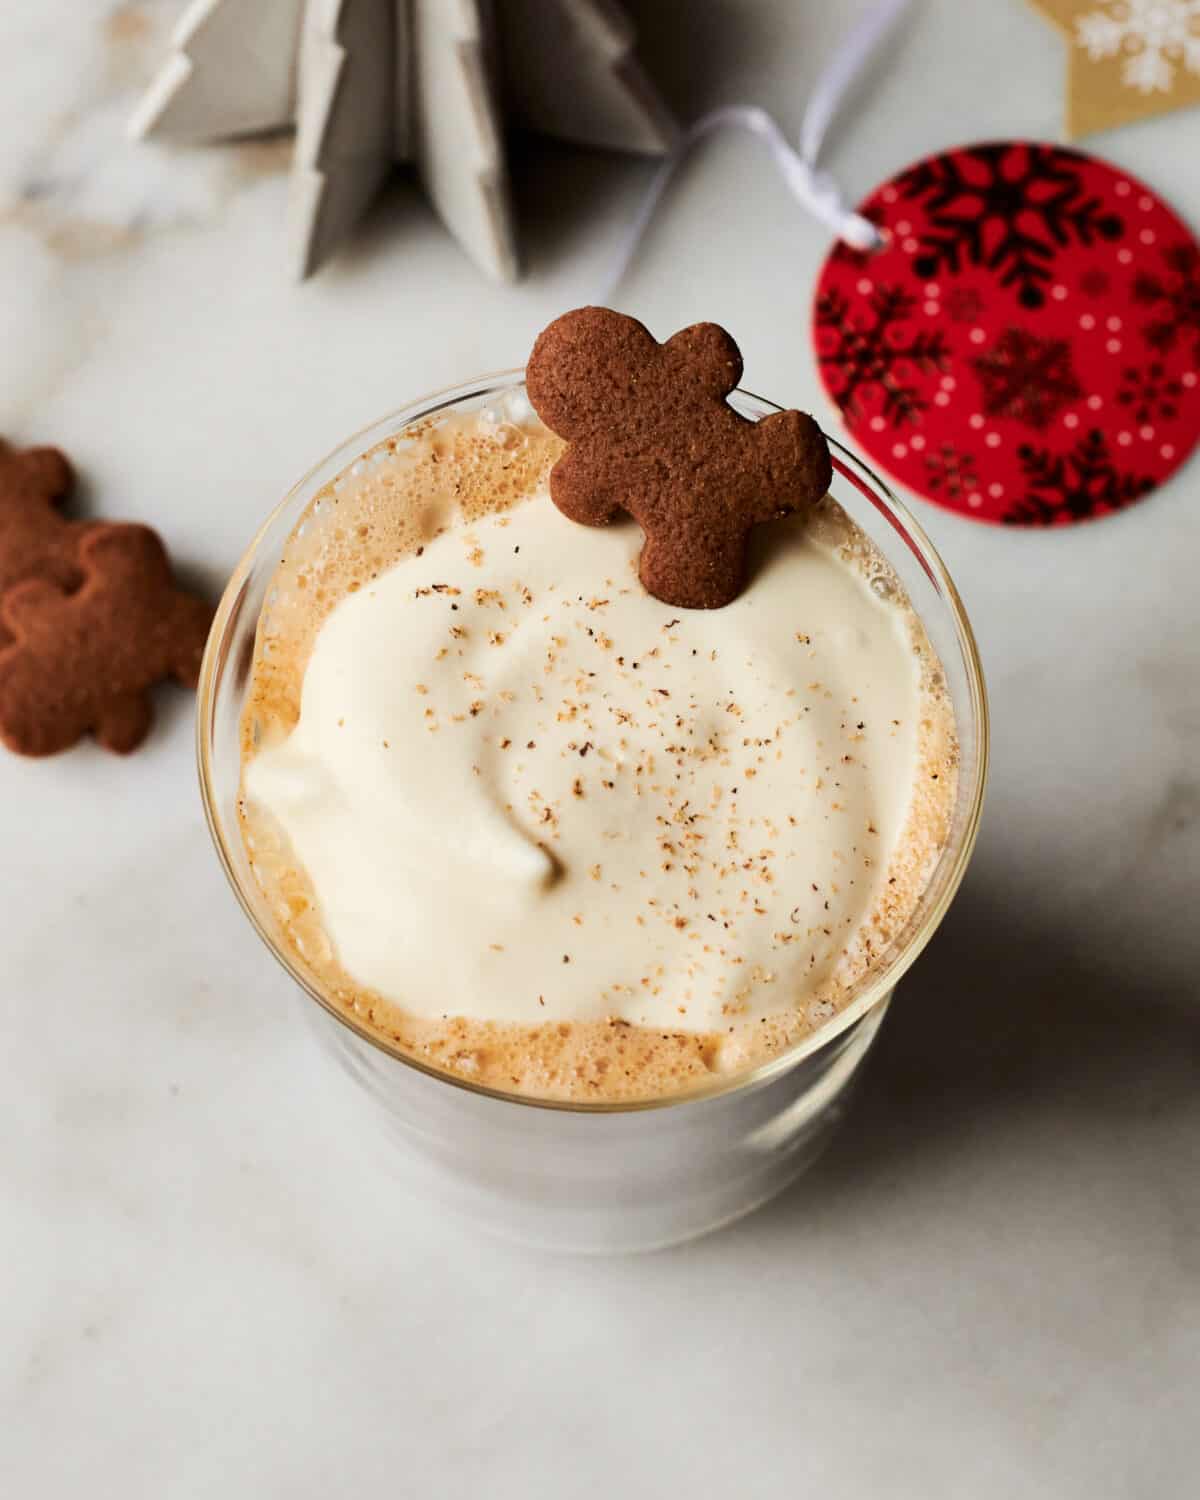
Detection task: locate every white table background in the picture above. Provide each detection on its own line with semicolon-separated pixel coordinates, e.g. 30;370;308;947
2;2;1197;1494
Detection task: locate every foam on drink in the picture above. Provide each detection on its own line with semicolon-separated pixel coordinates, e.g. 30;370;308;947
239;400;958;1102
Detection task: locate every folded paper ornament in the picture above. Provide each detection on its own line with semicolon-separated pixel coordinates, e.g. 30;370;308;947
131;0;677;280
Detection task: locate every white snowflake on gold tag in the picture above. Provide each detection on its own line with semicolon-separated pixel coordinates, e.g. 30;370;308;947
1076;0;1200;92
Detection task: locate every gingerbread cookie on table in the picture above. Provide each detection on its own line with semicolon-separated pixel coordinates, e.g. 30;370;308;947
0;523;213;757
526;307;832;609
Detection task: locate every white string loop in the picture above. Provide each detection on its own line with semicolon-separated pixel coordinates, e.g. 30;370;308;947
597;0;911;305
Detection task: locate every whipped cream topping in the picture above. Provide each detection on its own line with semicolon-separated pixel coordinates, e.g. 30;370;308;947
244;435;941;1039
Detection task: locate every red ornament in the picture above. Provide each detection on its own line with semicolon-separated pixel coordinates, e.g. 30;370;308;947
813;141;1200;526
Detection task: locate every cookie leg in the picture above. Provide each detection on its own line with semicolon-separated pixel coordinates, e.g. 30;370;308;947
638;528;747;611
96;692;153;754
169;595;216;690
0;674;80;756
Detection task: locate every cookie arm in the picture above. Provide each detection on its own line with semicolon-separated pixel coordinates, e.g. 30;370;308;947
549;445;624;528
748;410;832;519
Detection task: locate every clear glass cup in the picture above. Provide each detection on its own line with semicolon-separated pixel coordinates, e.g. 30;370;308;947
198;373;988;1253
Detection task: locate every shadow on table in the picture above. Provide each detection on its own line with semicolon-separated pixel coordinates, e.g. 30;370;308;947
511;137;650;278
761;865;1200;1217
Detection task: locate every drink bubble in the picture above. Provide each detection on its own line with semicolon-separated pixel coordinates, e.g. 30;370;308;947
294;920;333;965
501;390;533;425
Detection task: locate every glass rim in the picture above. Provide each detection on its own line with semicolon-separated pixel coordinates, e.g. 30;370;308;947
197;369;990;1115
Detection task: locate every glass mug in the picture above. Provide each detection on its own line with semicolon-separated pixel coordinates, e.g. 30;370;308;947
198;374;988;1254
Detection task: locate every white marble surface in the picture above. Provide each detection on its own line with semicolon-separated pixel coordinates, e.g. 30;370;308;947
2;1;1198;1494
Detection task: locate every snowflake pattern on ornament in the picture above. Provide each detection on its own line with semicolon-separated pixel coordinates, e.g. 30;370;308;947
1006;430;1155;526
812;142;1200;526
896;144;1123;309
971;329;1083;429
1076;1;1200;94
924;443;980;500
814;285;950;425
1133;242;1200;363
1117;361;1184;423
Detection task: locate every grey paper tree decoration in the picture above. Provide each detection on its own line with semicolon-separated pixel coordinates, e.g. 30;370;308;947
130;0;677;280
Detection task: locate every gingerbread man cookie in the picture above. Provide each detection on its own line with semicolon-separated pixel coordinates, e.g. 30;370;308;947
526;307;831;608
0;524;213;756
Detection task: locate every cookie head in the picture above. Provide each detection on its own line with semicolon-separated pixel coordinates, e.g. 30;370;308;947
527;307;659;439
660;322;743;400
0;439;86;597
526;308;831;609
